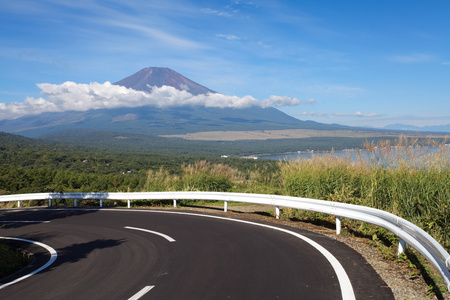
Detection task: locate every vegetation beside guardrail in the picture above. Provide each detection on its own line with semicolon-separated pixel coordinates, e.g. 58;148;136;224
279;137;450;252
2;136;447;252
142;137;450;253
1;136;449;293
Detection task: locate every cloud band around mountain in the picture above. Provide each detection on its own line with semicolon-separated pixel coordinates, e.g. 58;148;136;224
0;81;308;120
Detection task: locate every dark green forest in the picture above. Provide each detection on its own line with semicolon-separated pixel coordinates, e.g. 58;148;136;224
0;132;276;194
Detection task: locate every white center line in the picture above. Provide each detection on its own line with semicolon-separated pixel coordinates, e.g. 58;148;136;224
128;285;155;300
124;226;176;242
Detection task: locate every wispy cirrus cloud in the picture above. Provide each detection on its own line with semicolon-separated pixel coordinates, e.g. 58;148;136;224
202;0;259;17
216;34;241;40
0;81;307;120
307;84;364;98
202;8;234;17
100;19;206;50
389;53;435;63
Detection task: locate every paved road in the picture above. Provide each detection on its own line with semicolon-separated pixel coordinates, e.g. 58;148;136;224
0;208;393;299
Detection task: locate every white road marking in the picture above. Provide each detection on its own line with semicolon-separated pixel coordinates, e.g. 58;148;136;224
13;208;355;299
116;209;355;300
124;226;176;242
0;221;50;223
128;285;155;300
0;237;58;290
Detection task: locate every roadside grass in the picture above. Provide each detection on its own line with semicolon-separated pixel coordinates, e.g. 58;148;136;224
0;240;31;279
141;136;449;253
279;136;450;251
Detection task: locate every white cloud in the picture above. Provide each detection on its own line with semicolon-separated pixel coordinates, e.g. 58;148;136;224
261;95;302;107
333;111;380;118
300;110;379;119
302;111;328;116
0;81;306;120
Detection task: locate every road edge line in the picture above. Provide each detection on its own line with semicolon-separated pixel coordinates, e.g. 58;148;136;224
0;237;57;290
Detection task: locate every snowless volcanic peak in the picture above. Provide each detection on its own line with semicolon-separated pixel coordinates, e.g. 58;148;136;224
113;67;216;95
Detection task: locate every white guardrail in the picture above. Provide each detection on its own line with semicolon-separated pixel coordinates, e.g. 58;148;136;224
1;191;449;291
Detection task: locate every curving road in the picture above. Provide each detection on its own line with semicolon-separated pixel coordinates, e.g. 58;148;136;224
0;208;394;299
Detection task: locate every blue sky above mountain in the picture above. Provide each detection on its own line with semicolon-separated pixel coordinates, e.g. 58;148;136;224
1;0;449;127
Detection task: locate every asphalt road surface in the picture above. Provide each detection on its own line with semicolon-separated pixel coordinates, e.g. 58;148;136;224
0;208;394;299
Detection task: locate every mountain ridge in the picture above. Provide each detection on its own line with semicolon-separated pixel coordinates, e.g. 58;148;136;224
382;123;450;133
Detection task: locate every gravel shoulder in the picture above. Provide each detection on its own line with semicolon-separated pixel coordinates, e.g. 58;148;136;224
175;203;450;300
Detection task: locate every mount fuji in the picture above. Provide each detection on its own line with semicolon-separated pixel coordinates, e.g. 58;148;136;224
0;67;346;138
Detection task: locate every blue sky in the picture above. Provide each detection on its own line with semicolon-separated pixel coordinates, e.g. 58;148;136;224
1;0;449;128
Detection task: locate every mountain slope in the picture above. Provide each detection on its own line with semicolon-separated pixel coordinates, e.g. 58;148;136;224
114;67;216;95
6;105;344;137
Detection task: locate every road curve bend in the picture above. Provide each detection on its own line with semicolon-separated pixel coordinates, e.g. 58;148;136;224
0;208;393;299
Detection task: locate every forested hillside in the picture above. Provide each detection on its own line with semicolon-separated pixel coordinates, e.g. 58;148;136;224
0;129;394;194
0;132;275;194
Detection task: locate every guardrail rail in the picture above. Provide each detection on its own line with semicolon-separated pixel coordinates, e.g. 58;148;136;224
1;191;449;291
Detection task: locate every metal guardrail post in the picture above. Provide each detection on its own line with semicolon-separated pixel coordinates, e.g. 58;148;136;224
49;199;51;207
100;199;103;208
127;199;131;208
336;216;341;235
398;239;406;256
74;199;77;207
173;199;177;208
17;200;21;208
275;206;280;219
224;201;228;212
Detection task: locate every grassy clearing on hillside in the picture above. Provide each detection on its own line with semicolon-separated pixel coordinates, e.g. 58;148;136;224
160;129;400;141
